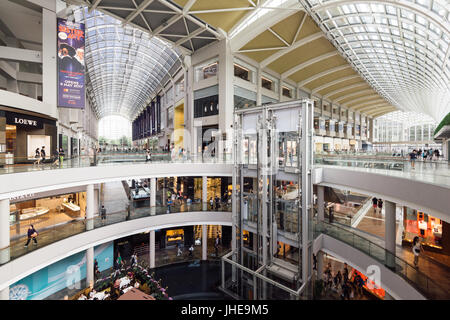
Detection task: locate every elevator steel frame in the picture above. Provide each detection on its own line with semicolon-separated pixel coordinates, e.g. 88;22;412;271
222;99;314;299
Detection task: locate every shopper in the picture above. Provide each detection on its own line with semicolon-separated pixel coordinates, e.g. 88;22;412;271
59;147;65;166
215;195;220;210
188;244;194;257
52;149;60;166
412;236;424;268
33;148;41;165
214;234;221;257
94;259;100;279
40;146;46;163
116;253;123;269
130;252;138;267
372;197;378;212
342;263;349;283
409;149;417;169
176;243;182;256
24;225;38;247
209;197;214;210
101;205;106;223
377;198;383;214
145;149;151;162
328;205;334;223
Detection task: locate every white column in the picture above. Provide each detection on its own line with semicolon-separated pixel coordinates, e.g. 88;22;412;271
202;224;207;260
42;5;58;118
202;176;208;211
86;247;94;287
86;184;94;230
317;251;324;280
150;178;156;215
0;198;10;264
149;230;155;269
0;287;9;300
317;186;324;221
385;200;396;268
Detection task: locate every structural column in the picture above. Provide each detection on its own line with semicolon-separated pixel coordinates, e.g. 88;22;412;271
385;200;396;269
149;230;155;269
86;184;94;230
317;186;324;221
202;224;207;260
42;4;57;117
0;287;9;300
202;176;208;211
150;178;156;215
86;247;94;288
316;251;324;280
0;198;11;265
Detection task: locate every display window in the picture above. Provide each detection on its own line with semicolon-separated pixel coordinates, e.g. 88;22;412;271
9;192;86;239
166;229;184;245
403;208;442;248
350;269;385;300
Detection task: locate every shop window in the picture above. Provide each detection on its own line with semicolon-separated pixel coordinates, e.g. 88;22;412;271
234;64;250;81
261;76;273;91
195;60;218;82
282;86;292;98
194;95;219;118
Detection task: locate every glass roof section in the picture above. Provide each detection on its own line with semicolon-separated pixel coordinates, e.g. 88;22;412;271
73;7;182;120
299;0;450;122
376;110;436;127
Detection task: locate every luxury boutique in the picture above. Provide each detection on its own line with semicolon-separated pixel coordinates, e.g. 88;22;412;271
0;107;57;164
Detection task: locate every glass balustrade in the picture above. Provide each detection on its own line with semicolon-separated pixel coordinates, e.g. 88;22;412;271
4;202;232;266
313;219;448;300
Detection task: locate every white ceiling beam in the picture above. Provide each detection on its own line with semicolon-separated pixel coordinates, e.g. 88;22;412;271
352;100;387;110
291;11;307;45
298;65;350;87
268;28;290;47
322;83;367;99
183;0;198;14
237;46;287;53
281;51;338;79
88;0;103;13
123;0;155;25
357;103;391;113
175;26;205;46
344;95;383;108
311;75;360;94
260;32;322;67
334;89;375;103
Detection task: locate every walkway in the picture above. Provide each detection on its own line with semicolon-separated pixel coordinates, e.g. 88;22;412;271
332;218;450;298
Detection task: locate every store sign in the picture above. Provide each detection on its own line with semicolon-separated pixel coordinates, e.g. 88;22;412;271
57;18;85;109
6;113;43;129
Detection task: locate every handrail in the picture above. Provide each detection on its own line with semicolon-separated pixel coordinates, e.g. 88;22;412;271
2;202;232;266
313;219;448;300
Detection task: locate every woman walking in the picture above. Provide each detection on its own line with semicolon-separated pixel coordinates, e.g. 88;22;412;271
412;236;424;268
33;148;41;165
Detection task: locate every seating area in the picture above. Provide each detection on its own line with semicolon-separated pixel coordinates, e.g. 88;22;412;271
71;263;171;301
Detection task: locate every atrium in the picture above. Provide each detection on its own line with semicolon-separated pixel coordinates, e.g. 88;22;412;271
0;0;449;306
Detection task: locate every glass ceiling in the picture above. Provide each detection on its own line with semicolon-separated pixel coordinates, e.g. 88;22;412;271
376;110;436;127
300;0;450;122
73;7;182;120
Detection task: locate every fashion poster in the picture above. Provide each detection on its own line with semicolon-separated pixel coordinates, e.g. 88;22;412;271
57;18;85;108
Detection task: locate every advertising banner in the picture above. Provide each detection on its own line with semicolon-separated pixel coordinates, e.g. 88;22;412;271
57;18;85;109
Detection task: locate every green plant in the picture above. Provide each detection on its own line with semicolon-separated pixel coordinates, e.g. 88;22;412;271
434;112;450;136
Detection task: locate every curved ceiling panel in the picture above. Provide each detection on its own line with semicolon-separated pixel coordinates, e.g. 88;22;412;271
299;0;450;121
73;7;181;120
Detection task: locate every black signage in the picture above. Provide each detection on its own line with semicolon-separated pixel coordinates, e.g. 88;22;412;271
6;112;44;129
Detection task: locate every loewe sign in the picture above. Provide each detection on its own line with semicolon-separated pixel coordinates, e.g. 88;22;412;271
14;118;38;126
6;112;43;129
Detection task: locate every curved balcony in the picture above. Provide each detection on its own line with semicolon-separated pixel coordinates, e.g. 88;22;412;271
313;219;448;300
0;203;232;290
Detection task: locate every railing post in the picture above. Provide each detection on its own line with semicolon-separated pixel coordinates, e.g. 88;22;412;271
202;176;208;211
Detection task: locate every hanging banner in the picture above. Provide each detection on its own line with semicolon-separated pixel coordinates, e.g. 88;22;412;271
57;18;85;109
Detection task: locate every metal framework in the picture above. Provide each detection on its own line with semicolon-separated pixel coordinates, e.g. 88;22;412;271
299;0;450;122
73;8;181;120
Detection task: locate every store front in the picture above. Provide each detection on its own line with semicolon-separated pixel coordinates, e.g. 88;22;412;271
9;189;88;239
0;107;57;163
193;177;231;202
402;207;448;252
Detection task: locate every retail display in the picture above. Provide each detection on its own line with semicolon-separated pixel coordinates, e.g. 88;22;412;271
19;207;49;220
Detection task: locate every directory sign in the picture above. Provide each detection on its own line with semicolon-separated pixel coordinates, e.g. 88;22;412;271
57;18;85;109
